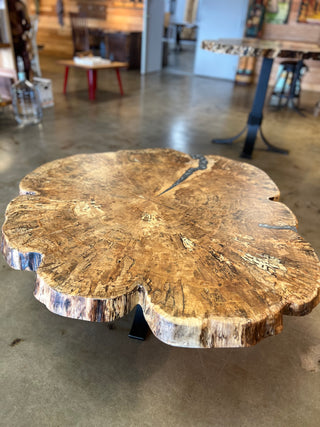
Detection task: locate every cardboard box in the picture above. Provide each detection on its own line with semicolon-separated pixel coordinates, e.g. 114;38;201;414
33;77;54;108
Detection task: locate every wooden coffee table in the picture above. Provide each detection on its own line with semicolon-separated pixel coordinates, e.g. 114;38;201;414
2;149;319;348
58;59;128;100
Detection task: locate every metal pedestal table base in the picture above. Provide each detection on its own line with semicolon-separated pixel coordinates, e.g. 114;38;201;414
128;305;150;341
212;57;289;159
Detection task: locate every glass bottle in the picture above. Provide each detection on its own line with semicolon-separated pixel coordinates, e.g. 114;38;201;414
11;57;42;126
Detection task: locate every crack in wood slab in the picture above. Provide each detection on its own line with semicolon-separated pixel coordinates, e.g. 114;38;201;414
159;154;208;195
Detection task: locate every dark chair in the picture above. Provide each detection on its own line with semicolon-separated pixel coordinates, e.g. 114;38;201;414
270;60;308;110
106;32;141;69
106;32;128;62
69;12;90;56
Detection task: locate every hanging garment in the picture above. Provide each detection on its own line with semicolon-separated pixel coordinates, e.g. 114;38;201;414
56;0;64;27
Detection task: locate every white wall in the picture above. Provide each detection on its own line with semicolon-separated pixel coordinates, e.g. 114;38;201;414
164;0;171;13
194;0;249;81
171;0;186;22
141;0;165;74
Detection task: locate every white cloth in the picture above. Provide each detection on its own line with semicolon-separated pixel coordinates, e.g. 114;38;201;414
73;57;111;66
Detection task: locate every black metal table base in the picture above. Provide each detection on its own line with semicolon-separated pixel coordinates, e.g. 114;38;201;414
212;124;289;158
271;103;306;117
259;127;289;154
212;56;289;159
128;305;150;341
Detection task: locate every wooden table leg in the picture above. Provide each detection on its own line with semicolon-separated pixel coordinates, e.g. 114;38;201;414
63;66;69;94
87;69;95;101
115;68;124;96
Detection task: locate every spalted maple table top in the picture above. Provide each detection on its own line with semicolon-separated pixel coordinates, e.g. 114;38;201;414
2;149;320;348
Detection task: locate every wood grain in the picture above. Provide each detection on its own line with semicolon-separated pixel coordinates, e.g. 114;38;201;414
25;0;144;56
2;149;320;348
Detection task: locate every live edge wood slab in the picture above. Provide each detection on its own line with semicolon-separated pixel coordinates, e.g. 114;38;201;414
202;39;320;60
2;149;320;348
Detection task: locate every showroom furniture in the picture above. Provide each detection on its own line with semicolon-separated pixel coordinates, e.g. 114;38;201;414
202;38;320;158
2;149;319;348
58;59;128;100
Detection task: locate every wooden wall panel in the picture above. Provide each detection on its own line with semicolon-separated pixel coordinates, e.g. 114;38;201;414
256;0;320;91
26;0;143;56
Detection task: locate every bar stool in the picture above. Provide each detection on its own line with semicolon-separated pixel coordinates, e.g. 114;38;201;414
270;60;308;111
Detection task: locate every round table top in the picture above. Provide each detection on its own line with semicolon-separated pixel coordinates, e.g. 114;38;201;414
2;149;320;348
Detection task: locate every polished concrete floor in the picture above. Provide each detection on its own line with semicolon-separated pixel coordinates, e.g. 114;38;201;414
1;53;320;427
